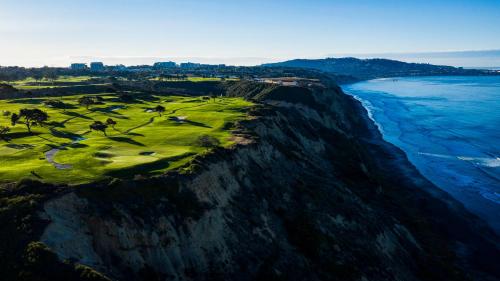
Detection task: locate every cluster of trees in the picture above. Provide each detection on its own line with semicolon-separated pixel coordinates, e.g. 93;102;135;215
1;108;118;139
89;118;117;136
44;99;72;111
9;108;49;133
0;66;60;83
154;105;165;116
78;96;104;109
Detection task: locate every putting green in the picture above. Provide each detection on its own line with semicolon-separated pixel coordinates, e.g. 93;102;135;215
0;93;253;184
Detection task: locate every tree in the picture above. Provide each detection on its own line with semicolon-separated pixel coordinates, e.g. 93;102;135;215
44;99;67;109
106;118;117;129
78;96;95;110
0;126;9;140
154;105;165;116
11;108;49;133
90;121;108;136
32;72;43;84
43;69;58;84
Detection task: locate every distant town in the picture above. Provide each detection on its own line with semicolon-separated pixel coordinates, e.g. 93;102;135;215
70;61;227;72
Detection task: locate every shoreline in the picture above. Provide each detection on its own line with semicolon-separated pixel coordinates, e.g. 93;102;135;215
352;90;500;232
346;91;500;278
341;77;500;233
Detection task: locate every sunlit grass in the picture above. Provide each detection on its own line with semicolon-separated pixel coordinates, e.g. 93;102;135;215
0;93;253;184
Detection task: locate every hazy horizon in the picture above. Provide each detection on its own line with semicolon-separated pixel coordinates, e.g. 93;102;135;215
1;0;500;68
1;49;500;69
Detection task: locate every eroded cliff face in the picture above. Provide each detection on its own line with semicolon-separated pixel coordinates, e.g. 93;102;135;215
38;85;499;281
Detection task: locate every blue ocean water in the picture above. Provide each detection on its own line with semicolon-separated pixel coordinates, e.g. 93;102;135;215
343;76;500;232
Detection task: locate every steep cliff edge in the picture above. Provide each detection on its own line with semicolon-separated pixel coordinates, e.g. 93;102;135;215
23;83;500;280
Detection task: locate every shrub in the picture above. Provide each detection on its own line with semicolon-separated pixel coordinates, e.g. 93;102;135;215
195;134;220;148
44;100;68;109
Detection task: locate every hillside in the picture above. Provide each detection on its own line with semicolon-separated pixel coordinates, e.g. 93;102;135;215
262;57;496;80
0;80;498;281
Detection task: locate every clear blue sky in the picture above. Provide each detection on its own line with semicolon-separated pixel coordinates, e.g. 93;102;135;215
1;0;500;66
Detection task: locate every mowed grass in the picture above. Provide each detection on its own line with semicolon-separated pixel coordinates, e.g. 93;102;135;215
0;93;253;184
2;76;103;90
150;76;240;82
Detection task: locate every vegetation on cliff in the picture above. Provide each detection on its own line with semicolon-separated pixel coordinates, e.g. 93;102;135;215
0;77;498;281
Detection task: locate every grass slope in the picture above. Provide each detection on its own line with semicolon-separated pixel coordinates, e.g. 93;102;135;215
0;93;253;184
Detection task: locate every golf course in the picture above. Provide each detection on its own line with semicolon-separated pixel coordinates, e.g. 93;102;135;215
0;91;253;184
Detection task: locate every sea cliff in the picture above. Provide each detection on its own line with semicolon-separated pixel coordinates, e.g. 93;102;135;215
1;81;498;281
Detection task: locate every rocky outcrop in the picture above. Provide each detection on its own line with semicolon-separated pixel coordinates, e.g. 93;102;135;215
39;84;499;281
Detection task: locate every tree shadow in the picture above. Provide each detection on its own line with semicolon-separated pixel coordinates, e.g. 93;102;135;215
47;121;66;128
137;95;160;102
105;152;196;178
5;143;35;149
50;128;83;141
8;99;44;104
127;132;145;137
109;115;130;120
62;111;93;120
69;143;88;148
30;170;43;179
184;120;212;128
37;135;57;143
108;136;145;146
5;131;41;140
91;106;124;115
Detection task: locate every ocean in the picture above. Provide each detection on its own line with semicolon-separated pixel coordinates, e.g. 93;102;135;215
343;76;500;232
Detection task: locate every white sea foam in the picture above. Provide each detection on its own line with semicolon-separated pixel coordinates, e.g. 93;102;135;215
457;156;500;168
480;191;500;204
351;95;384;134
419;152;500;168
344;76;500;232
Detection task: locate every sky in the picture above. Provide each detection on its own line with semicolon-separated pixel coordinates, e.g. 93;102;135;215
1;0;500;67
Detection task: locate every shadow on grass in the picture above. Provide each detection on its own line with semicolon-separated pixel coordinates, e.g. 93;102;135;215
184;120;212;128
106;152;196;178
127;132;145;137
69;143;88;148
8;98;44;104
109;115;130;120
36;135;57;143
137;95;160;102
91;106;124;115
50;128;83;141
46;121;66;128
5;143;35;149
30;170;43;179
62;111;93;120
5;131;41;140
108;136;145;146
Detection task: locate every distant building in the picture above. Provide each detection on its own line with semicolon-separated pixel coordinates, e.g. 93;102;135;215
153;61;177;69
70;63;88;70
90;62;105;71
180;62;201;69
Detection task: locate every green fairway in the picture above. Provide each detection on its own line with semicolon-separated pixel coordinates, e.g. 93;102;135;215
0;93;253;184
1;76;107;90
150;76;240;82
